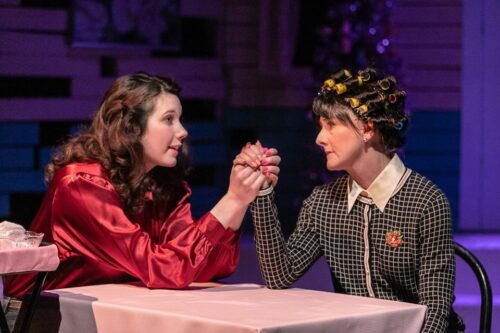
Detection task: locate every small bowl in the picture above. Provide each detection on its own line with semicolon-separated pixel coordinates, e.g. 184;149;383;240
15;231;44;248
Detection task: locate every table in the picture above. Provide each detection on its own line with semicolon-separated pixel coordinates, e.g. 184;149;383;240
0;244;60;333
35;283;426;333
0;244;59;276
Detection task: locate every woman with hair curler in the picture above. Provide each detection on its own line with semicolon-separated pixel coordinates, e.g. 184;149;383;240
237;68;463;333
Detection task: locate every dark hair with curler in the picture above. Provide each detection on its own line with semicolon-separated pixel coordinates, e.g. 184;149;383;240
313;67;408;154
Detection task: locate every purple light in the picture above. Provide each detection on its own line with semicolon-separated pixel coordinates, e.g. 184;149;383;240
382;39;390;46
369;27;377;35
376;44;385;54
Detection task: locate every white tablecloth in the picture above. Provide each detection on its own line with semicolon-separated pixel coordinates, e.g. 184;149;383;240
0;244;59;275
0;244;60;300
42;282;426;333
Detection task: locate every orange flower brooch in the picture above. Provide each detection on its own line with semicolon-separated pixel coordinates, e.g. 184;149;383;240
386;229;404;249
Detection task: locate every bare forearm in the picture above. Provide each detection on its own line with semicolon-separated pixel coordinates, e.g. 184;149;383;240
210;193;249;231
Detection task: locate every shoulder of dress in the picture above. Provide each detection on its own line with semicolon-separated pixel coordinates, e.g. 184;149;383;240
56;161;107;177
405;172;446;196
303;176;348;209
314;174;348;193
54;162;114;191
400;172;450;211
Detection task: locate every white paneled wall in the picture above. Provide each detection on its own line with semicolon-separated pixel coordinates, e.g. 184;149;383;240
0;1;225;121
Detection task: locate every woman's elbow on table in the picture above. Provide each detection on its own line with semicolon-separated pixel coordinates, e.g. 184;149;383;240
264;277;293;290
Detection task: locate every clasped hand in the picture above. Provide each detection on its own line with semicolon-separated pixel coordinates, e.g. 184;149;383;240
228;141;281;204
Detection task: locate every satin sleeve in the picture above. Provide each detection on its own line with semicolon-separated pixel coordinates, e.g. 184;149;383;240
51;173;236;289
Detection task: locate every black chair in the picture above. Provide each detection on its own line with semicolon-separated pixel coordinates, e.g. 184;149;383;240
454;241;492;333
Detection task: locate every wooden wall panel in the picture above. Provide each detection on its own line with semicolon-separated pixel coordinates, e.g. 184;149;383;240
398;69;461;109
397;48;461;67
225;4;257;24
403;68;461;89
118;58;223;79
229;87;311;108
71;77;114;98
0;0;21;6
225;46;258;66
0;54;99;77
394;6;461;25
182;0;223;18
393;1;462;111
71;77;225;100
225;25;257;46
407;91;461;109
0;98;98;121
0;4;226;121
0;8;66;31
394;27;461;47
397;0;461;6
0;31;68;56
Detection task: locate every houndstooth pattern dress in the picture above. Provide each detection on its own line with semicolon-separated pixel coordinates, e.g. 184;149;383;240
250;170;455;333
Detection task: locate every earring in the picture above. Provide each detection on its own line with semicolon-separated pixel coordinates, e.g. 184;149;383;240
363;136;368;143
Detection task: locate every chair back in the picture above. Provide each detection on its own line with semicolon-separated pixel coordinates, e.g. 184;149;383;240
454;241;492;333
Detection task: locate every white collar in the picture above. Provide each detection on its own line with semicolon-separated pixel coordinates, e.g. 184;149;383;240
347;154;406;213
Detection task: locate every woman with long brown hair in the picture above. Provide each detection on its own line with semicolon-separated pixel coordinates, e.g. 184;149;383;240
4;72;279;299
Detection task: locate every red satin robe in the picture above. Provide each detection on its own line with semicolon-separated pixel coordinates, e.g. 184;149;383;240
4;162;240;298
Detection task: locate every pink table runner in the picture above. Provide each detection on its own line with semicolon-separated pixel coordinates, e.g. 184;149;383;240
0;244;59;275
45;283;426;333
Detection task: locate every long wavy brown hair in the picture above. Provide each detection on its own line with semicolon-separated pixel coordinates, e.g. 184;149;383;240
46;72;189;214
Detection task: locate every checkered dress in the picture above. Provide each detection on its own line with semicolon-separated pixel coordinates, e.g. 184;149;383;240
250;170;455;333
